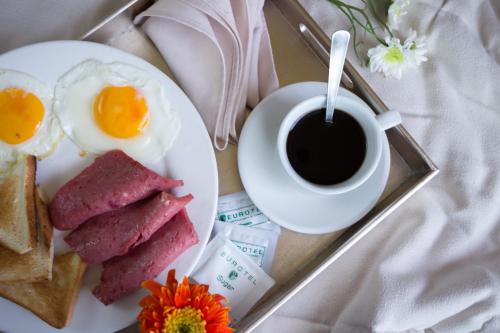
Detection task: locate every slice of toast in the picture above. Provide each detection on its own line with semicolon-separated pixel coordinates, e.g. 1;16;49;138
0;155;36;254
0;187;54;282
0;252;87;329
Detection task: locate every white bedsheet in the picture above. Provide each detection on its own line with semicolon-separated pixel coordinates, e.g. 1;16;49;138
1;1;499;332
255;0;500;332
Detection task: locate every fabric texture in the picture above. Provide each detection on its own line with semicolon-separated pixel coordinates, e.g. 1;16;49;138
135;0;279;150
1;0;499;332
0;0;133;53
254;0;500;332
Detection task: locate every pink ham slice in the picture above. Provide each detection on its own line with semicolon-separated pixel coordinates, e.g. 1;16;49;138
92;208;198;305
50;150;182;230
64;192;193;264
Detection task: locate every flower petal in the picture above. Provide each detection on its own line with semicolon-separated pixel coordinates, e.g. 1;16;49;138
139;269;232;332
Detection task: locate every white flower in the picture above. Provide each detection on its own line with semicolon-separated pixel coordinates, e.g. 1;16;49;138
368;36;409;79
403;29;428;67
388;0;410;30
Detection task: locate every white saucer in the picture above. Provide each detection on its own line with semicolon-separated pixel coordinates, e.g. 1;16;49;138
238;82;390;234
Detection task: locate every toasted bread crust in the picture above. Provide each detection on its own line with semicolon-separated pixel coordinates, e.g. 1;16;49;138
0;155;36;254
24;155;36;250
0;252;87;329
0;188;54;283
0;289;68;328
59;256;87;328
36;187;53;251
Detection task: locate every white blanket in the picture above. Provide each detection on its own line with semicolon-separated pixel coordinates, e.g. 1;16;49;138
255;0;500;332
1;1;498;332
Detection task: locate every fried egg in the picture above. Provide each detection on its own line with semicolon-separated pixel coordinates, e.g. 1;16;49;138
53;60;181;164
0;69;63;171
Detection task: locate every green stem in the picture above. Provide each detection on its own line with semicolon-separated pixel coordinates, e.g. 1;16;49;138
367;0;393;37
345;6;385;44
328;0;392;63
343;3;385;41
337;5;361;60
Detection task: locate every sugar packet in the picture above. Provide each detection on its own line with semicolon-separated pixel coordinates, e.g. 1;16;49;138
215;223;276;273
216;191;280;232
214;191;280;273
191;233;275;322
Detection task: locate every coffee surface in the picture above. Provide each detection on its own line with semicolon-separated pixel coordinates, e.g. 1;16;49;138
286;109;366;185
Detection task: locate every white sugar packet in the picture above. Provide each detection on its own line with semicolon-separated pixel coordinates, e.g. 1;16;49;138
216;191;280;232
214;191;281;273
191;233;275;322
215;223;277;273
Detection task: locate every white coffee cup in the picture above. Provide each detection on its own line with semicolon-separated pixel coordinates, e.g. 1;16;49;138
277;94;401;195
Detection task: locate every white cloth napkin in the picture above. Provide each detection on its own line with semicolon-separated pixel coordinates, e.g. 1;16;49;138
254;0;500;332
135;0;279;150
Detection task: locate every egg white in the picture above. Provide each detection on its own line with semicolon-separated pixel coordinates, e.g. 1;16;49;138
53;60;181;164
0;69;63;170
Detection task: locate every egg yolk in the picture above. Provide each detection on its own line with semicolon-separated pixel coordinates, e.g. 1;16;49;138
93;86;149;139
0;87;45;145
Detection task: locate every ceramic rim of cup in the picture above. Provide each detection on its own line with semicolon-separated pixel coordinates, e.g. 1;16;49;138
277;94;383;195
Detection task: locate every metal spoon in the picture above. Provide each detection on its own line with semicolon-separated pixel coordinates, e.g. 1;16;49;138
325;30;350;123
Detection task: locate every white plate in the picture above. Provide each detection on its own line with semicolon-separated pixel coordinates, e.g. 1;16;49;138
0;41;218;333
238;82;390;234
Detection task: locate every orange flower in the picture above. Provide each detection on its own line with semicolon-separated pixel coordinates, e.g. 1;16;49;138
138;269;234;333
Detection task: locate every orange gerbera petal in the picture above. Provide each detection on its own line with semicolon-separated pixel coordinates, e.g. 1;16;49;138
174;277;192;308
167;269;178;290
138;269;233;333
139;295;158;308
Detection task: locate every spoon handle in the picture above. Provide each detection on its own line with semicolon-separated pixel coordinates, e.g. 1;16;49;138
325;30;350;123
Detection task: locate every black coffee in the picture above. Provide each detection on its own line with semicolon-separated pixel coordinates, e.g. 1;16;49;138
286;108;366;185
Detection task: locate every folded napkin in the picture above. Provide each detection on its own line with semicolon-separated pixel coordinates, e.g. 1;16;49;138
135;0;279;150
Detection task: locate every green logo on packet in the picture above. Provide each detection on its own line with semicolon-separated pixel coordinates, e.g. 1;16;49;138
228;271;238;280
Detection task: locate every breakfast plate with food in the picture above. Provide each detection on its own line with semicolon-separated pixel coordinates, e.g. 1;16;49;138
0;41;218;333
